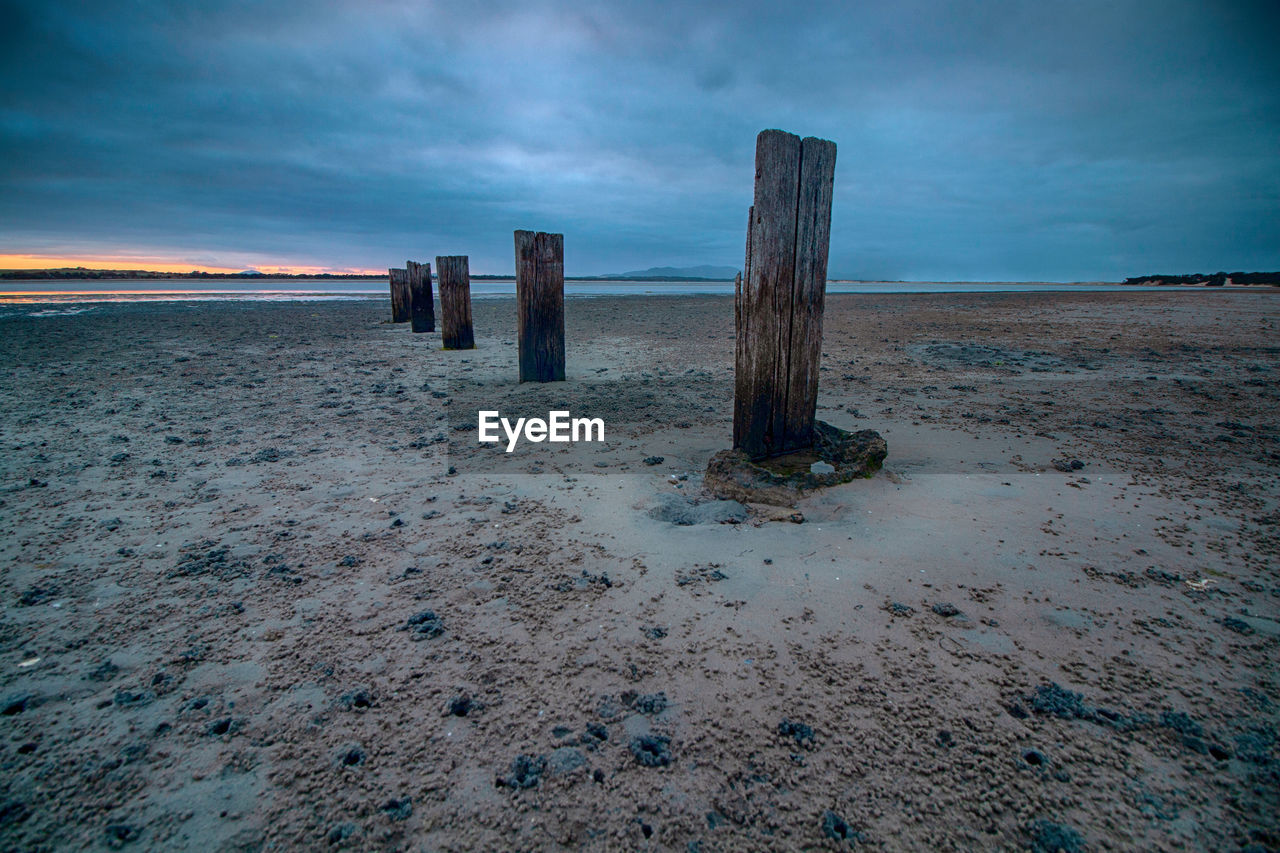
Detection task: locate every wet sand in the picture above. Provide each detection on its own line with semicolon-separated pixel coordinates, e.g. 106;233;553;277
1;291;1277;851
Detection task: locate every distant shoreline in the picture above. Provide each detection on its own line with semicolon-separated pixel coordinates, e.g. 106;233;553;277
4;281;1276;308
0;270;736;283
2;269;1276;287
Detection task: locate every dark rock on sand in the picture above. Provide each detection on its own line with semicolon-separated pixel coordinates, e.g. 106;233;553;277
337;746;366;767
822;810;866;845
579;569;612;588
630;734;672;767
113;690;155;708
1022;748;1048;768
648;493;747;526
445;694;476;717
642;625;668;640
338;689;375;711
2;694;35;716
886;601;915;618
169;541;252;580
1234;728;1275;765
207;717;238;737
104;823;141;848
1158;710;1202;738
496;754;547;789
778;718;816;749
401;610;443;639
581;722;609;747
0;799;31;826
1028;819;1085;853
1029;683;1092;720
704;421;886;507
1028;682;1164;735
18;585;59;606
548;746;587;776
675;565;729;586
643;455;665;466
1222;616;1255;635
326;823;356;844
1145;567;1182;585
381;797;412;821
1239;687;1272;710
623;691;668;715
931;602;961;617
597;695;625;720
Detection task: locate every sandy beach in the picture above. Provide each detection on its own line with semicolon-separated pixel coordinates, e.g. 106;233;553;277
1;290;1277;851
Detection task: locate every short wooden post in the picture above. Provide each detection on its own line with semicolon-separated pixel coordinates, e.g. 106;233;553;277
407;260;435;332
436;255;475;350
408;260;434;333
388;268;410;323
514;230;565;382
733;129;837;459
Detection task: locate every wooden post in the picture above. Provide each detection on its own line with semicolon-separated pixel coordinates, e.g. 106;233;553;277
388;268;410;323
407;260;434;332
408;260;434;333
436;255;475;350
733;129;837;459
514;230;565;382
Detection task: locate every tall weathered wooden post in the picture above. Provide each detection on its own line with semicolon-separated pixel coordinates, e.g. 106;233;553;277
408;260;434;334
708;129;883;504
436;255;475;350
514;230;565;382
407;260;434;332
733;129;836;459
388;268;410;323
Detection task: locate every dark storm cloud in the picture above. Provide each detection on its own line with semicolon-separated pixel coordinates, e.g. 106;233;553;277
1;0;1277;277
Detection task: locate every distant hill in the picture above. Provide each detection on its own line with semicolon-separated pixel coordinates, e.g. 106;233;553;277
606;265;739;281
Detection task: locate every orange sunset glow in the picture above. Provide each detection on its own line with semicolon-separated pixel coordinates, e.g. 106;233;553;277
0;254;384;276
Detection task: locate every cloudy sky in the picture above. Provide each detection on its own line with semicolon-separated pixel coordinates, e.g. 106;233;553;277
1;0;1277;278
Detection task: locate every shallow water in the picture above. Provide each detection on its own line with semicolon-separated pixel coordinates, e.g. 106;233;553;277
0;277;1202;305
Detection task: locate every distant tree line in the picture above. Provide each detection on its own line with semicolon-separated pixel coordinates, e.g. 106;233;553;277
1124;271;1280;286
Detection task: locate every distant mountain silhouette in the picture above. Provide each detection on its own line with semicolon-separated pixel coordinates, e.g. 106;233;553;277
239;269;265;276
608;265;739;280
